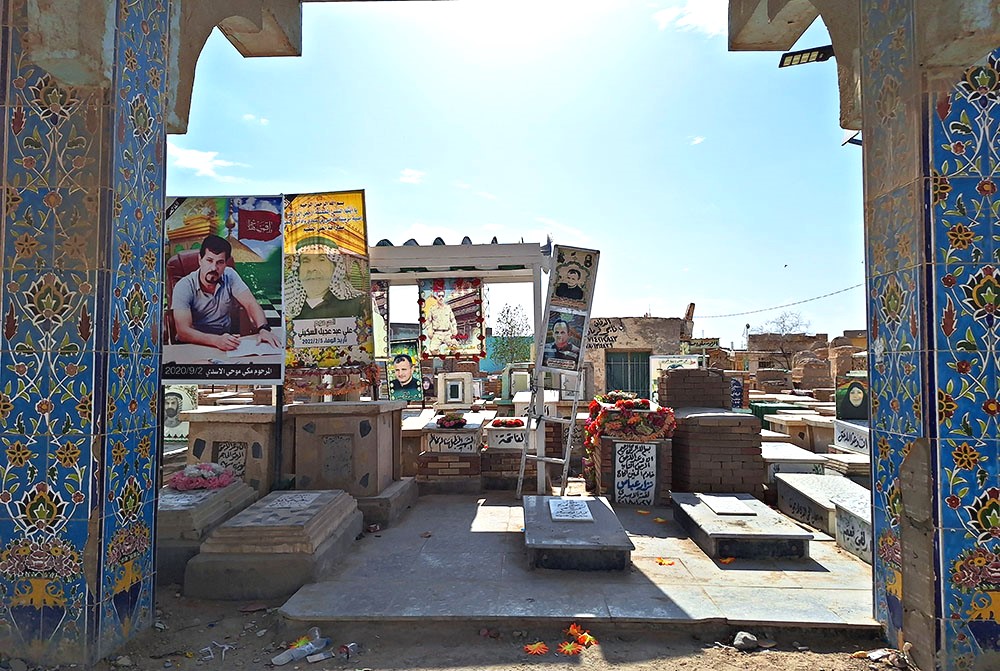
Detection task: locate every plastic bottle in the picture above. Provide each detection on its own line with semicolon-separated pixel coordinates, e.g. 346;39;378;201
270;627;330;666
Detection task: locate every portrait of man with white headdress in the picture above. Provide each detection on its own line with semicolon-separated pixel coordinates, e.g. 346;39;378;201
286;234;367;320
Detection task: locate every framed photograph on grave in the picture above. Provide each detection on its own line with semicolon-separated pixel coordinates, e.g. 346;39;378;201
540;309;587;373
548;246;599;312
388;340;422;402
163;385;198;443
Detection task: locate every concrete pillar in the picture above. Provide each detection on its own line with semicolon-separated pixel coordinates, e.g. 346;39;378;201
0;0;167;663
862;2;1000;669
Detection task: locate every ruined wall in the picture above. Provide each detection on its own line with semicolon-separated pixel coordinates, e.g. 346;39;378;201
584;317;687;393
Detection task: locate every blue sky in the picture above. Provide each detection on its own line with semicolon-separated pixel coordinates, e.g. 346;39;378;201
166;0;865;349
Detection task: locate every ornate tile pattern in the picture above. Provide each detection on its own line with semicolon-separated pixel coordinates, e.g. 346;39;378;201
0;0;166;664
930;48;1000;669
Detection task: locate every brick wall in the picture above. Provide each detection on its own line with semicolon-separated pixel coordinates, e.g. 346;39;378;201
416;452;481;480
483;377;502;397
481;450;537;491
658;368;731;409
670;409;764;495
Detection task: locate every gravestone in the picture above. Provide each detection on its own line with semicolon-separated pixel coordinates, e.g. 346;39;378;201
612;441;658;506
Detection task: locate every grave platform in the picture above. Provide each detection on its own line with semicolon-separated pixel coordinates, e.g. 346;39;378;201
760;441;827;483
156;481;258;585
671;492;811;560
834;493;873;564
185;490;362;600
774;473;869;536
522;496;634;570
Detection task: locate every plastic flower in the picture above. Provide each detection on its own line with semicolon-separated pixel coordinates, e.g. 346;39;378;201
524;642;548;655
558;641;584;655
636;510;651;515
719;557;736;565
565;623;586;637
653;517;667;523
577;632;599;647
656;557;674;566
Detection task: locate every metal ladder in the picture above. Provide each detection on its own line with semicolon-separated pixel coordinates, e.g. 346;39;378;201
516;371;583;498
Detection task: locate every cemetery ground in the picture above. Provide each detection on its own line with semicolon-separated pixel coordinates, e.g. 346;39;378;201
88;593;883;671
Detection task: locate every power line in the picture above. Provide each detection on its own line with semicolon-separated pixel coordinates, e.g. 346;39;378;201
697;283;864;319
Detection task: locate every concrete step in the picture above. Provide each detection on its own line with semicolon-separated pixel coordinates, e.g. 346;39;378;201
671;492;812;560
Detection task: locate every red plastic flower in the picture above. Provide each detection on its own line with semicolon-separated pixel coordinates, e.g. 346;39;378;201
558;641;584;655
524;642;548;655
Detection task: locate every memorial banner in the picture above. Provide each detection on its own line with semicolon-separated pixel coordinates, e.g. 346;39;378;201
417;278;486;359
649;354;703;402
372;280;390;359
540;309;587;372
540;245;599;375
162;196;285;384
283;190;374;369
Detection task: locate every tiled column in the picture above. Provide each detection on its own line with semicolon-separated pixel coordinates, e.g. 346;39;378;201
0;0;167;664
863;1;1000;669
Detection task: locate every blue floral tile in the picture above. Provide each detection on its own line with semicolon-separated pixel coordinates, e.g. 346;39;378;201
867;182;922;275
941;529;1000;658
941;438;1000;532
933;263;1000;357
938;352;1000;440
932;177;996;267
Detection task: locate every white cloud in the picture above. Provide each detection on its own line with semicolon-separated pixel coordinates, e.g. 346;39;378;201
167;141;246;182
453;180;472;190
652;0;727;37
241;113;270;126
475;191;498;200
534;216;592;244
399;168;426;184
690;136;705;145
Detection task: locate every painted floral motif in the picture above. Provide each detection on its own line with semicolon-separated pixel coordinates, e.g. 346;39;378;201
23;274;78;325
959;57;1000;107
11;484;69;533
0;536;82;580
964;488;1000;543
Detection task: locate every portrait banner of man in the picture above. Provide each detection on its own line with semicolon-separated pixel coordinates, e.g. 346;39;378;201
161;196;285;384
417;278;486;360
540;309;587;373
549;245;599;312
388;341;423;401
283;191;374;369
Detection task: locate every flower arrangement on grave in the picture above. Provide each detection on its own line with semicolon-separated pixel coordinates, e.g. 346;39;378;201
167;462;236;491
582;391;676;493
491;418;525;428
436;412;467;429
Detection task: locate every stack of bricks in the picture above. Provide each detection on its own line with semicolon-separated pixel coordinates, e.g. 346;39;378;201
670;409;764;495
480;450;537;491
658;368;731;409
483;377;502;398
416;452;481;494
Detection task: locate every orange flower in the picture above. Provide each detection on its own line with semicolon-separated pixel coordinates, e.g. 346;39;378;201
719;557;736;565
558;641;584;655
565;623;586;637
655;557;674;566
577;632;599;647
636;510;651;515
524;642;548;655
653;517;667;523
